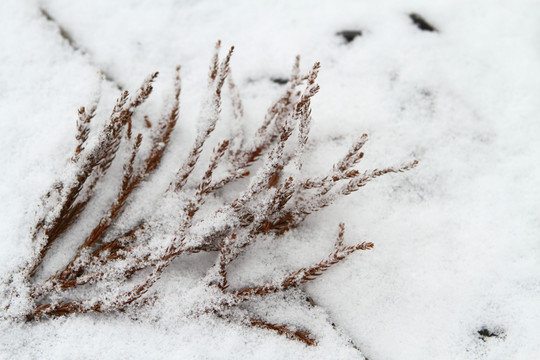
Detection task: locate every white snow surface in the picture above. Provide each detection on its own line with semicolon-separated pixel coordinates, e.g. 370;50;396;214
1;0;539;359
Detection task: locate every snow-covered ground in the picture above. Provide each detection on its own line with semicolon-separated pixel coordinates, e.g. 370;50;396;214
0;0;539;359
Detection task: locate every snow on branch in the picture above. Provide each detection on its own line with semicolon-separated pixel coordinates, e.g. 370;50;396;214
1;44;417;347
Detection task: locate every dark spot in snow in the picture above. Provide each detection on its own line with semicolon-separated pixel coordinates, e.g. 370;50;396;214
305;296;317;307
271;77;289;85
420;89;432;97
477;327;505;341
409;13;438;32
337;30;363;43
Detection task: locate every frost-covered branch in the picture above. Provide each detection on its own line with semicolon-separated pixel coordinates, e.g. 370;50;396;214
2;44;417;347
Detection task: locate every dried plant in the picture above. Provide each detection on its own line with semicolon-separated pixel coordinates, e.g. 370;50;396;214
0;42;417;346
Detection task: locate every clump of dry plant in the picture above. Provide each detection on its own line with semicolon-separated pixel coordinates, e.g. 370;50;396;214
0;41;417;346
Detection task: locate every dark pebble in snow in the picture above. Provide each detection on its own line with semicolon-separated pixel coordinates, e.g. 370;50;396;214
337;30;363;43
271;77;289;85
409;13;438;32
477;327;505;341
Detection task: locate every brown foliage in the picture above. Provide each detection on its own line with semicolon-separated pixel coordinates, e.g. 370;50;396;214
2;42;417;346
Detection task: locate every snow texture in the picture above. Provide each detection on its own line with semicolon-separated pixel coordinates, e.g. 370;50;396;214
1;0;539;359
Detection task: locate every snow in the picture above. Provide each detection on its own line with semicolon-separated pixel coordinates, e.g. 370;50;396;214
1;0;539;359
